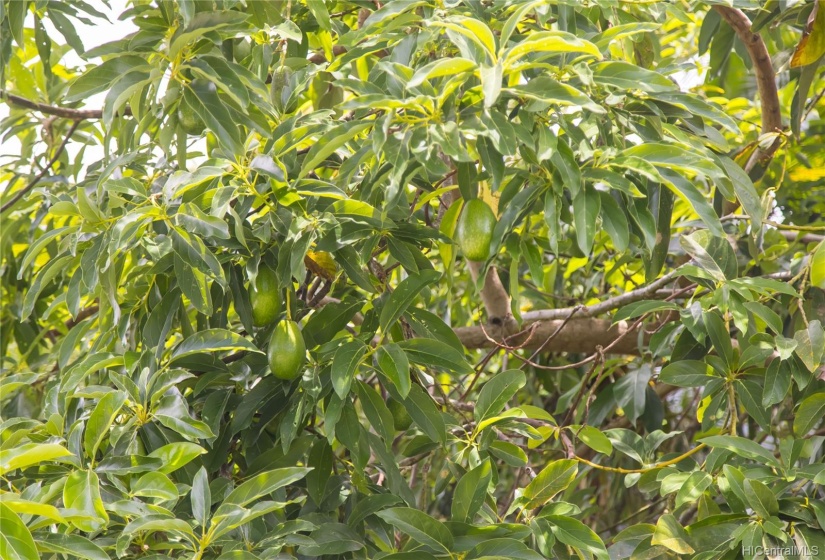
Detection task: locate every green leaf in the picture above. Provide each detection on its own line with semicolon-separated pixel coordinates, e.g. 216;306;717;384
593;61;675;92
699;435;781;468
380;269;441;332
377;507;454;553
331;340;368;399
504;31;601;65
403;384;447;444
408;58;477;87
63;470;108;532
132;471;179;501
84;391;127;461
175;202;231;239
681;231;735;281
743;479;778;519
763;359;792;407
17;226;74;277
169;10;249;58
575;426;613;455
573;186;600;254
475;370;526;422
744;301;783;334
147;442;207;474
705;312;734;371
658;360;713;387
509;76;604;114
191;467;211;528
376;343;411;399
187;55;249;108
355;381;395;445
303;300;363;347
794;320;825;372
222;467;311;507
35;534;109;560
452;460;492;523
0;502;38;560
174;261;210;317
614;300;680;322
488;440;528;467
675;471;712;509
299;121;372;180
300;523;365;556
0;443;73;476
599;191;630;251
183;79;244;156
398;338;473;375
172;329;261;360
122;514;196;543
466;537;546;560
522;459;578;509
65;55;150;101
306;0;331;31
812;241;825;289
613;366;651;422
794;392;825;436
651;513;694;554
171;225;225;283
545;515;609;560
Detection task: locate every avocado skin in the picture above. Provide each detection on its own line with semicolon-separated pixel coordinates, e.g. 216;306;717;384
456;198;497;262
268;320;306;381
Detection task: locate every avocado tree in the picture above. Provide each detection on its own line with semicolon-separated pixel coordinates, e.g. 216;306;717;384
2;0;825;558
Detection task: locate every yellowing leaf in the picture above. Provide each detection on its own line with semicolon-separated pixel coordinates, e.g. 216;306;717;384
791;0;825;67
305;251;338;281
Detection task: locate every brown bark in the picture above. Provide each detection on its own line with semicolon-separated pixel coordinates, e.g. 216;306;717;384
1;90;131;120
713;6;782;173
454;317;641;354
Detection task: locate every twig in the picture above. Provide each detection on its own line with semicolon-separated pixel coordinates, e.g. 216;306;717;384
521;269;680;322
1;120;81;214
520;305;584;368
1;90;131;120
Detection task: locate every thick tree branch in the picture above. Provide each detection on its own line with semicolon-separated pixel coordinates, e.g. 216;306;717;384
713;6;782;172
455;317;641;354
468;262;516;331
1;120;81;214
521;269;680;322
1;90;131;120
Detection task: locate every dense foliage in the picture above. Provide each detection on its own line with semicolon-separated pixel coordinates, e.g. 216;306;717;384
2;1;825;559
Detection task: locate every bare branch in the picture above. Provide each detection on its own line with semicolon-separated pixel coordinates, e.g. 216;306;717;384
521;269;681;322
1;120;81;214
2;90;131;120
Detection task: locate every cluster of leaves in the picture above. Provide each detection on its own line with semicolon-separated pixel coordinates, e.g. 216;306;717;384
1;0;825;559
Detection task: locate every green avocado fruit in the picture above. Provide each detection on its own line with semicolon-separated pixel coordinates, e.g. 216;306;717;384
178;101;205;136
250;267;281;327
268;320;306;381
387;398;413;431
269;66;293;112
455;198;497;262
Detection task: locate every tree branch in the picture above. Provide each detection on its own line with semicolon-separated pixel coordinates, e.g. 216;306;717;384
1;120;81;214
454;317;642;353
713;6;782;172
1;90;131;120
521;269;681;322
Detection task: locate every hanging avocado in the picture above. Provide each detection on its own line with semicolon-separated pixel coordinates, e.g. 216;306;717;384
455;198;497;262
268;320;306;381
249;267;281;327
